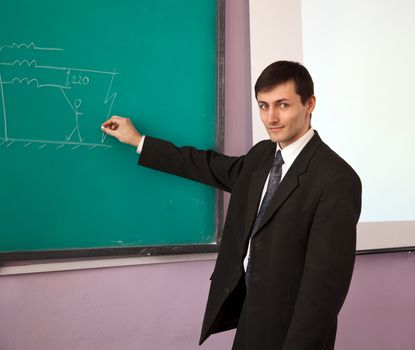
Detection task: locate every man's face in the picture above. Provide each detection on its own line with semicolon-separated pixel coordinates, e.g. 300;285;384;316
257;80;315;148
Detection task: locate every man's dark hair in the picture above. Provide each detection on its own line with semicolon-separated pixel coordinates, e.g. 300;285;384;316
255;60;314;105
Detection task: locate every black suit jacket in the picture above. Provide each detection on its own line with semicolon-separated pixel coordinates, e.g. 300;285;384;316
139;132;362;350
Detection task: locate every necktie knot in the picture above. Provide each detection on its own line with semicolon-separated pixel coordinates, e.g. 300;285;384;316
274;149;284;168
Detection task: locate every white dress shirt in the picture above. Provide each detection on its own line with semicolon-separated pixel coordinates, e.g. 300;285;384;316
137;135;146;154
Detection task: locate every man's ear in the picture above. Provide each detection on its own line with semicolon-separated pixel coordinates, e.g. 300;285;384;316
307;96;316;114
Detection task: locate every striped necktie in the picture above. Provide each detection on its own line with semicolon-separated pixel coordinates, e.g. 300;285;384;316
246;150;284;289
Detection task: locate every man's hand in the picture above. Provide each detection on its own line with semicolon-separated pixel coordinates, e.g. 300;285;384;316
101;116;142;147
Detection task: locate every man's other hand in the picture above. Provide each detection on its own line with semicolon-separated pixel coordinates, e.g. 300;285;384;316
101;116;142;147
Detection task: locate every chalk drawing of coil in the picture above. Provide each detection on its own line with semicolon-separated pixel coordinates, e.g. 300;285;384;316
0;42;118;150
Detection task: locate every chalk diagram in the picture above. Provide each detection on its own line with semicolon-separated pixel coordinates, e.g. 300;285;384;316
0;42;118;150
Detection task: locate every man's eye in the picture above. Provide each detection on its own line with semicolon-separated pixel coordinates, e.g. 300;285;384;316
259;104;268;110
279;103;289;109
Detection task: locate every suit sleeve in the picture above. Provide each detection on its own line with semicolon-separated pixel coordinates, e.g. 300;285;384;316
282;170;362;350
138;136;245;193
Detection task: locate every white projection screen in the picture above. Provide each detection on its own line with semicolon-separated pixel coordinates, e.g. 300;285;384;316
250;0;415;252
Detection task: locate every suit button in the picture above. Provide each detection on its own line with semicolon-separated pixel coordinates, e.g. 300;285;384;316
255;243;263;250
236;265;241;272
224;287;230;294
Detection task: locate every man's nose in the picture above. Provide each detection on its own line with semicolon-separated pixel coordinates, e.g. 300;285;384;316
267;107;279;123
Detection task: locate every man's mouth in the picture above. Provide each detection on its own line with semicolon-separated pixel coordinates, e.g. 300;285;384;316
269;125;283;131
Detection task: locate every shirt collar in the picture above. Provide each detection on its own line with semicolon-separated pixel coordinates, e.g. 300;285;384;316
276;128;315;169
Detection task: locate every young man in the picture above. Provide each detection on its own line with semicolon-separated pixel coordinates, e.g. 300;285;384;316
102;61;362;350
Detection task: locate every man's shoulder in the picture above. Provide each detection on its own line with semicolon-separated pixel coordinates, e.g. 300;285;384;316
313;139;360;181
247;139;275;154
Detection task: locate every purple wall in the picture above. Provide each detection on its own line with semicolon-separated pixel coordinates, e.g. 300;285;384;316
1;1;415;350
0;260;232;350
1;252;414;350
337;251;415;350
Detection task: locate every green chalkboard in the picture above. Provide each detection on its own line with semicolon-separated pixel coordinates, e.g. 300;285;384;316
0;0;224;259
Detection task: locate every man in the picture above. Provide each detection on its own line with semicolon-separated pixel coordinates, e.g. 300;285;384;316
101;61;362;350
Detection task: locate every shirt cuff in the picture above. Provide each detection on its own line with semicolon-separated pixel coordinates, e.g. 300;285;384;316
136;135;146;154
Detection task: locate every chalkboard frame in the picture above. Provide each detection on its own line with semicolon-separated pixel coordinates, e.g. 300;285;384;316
0;0;225;262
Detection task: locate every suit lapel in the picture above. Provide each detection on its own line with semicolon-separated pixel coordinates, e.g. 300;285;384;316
253;132;323;235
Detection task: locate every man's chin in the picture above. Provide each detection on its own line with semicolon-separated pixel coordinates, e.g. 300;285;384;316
268;134;282;144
